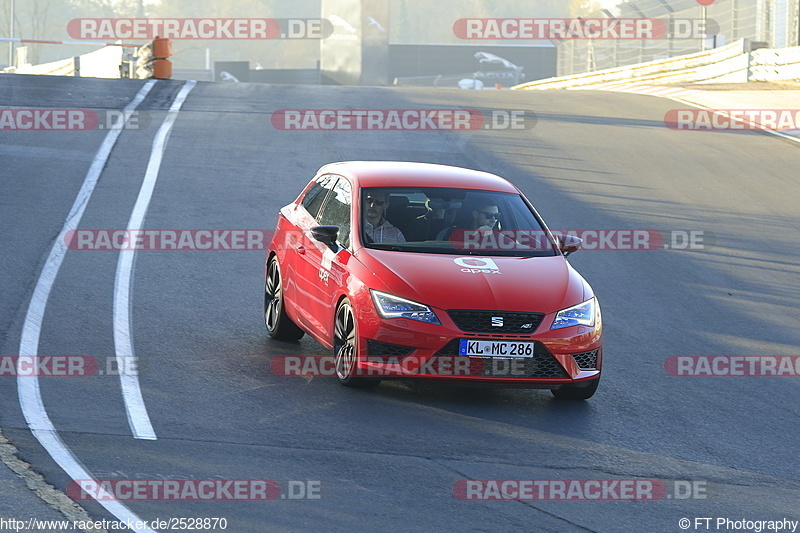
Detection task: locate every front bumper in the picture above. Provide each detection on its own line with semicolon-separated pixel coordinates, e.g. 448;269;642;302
351;296;602;386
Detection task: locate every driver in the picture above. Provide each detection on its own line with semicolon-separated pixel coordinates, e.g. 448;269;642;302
470;198;500;231
362;190;406;243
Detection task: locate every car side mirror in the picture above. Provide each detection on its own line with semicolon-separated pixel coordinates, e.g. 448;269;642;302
558;234;583;257
310;225;340;252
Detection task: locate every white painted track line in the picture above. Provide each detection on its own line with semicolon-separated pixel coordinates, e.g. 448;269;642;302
18;80;158;532
114;80;197;441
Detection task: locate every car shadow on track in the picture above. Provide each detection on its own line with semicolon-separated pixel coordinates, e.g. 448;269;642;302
357;378;594;411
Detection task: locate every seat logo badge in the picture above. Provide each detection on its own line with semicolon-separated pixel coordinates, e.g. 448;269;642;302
492;316;504;327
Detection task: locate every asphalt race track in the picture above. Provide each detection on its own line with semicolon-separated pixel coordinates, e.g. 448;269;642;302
1;74;799;532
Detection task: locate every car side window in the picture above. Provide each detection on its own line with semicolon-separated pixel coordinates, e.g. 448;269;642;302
317;178;352;249
301;174;337;219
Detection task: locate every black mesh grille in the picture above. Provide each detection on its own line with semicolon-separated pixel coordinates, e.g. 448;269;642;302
435;340;569;379
447;310;545;334
571;349;599;370
435;340;461;356
366;340;414;357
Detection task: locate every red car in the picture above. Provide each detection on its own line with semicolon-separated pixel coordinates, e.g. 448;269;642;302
265;162;602;400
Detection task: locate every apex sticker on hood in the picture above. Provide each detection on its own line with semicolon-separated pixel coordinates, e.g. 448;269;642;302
454;257;501;274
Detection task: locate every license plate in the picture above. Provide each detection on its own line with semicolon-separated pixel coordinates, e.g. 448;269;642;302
459;340;536;358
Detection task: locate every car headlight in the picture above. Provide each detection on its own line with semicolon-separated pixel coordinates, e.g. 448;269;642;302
370;290;441;325
550;298;596;330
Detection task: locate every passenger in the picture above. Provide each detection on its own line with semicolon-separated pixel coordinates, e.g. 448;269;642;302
436;196;500;241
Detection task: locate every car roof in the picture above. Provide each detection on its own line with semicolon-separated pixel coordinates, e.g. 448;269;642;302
317;161;519;193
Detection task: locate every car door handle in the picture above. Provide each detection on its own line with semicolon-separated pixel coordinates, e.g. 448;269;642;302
296;245;306;255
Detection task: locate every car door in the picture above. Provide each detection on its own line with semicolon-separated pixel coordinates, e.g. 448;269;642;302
294;175;353;339
283;174;337;331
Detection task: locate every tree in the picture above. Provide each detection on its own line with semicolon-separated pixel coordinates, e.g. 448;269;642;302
569;0;605;16
1;0;84;65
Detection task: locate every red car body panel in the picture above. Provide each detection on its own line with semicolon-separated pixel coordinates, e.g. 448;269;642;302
267;162;602;388
320;161;521;193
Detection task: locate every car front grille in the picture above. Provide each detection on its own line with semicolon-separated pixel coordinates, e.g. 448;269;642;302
571;349;599;370
435;340;569;379
447;310;545;334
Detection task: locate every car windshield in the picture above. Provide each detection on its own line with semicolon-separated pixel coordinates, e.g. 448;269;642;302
360;187;559;257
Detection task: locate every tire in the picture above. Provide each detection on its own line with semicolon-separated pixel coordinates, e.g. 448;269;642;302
550;376;599;401
333;298;380;389
264;257;304;341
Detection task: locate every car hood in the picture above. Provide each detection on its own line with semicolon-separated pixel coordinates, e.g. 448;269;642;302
356;250;587;314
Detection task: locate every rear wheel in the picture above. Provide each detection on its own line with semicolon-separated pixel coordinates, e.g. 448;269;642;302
334;299;380;389
264;257;304;341
550;377;599;401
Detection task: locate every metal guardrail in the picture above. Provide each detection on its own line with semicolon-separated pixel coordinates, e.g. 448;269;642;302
513;39;750;90
512;39;800;90
514;39;800;90
1;38;147;79
750;46;800;81
6;46;126;78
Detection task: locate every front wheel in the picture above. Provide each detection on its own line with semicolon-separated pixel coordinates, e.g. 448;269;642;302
550;377;599;401
264;257;304;341
334;299;380;389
